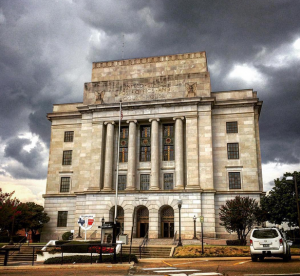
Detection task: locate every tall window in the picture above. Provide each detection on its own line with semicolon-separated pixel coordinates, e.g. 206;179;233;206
227;143;239;159
164;173;173;190
57;211;68;227
140;126;151;161
118;175;127;191
163;124;174;161
229;172;241;189
64;131;74;142
60;177;70;192
119;127;128;162
226;122;238;133
62;150;72;165
140;174;150;190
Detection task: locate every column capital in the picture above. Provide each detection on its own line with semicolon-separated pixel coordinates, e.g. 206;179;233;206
149;118;160;123
173;116;185;121
104;121;115;125
126;120;137;124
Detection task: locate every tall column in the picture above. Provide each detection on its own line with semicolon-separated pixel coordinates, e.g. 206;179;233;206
103;122;115;191
149;118;160;190
126;120;137;190
174;117;184;189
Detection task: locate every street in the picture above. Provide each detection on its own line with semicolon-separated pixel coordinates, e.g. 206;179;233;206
0;257;300;276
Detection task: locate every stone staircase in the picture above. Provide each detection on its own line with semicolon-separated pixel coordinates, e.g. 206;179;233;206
0;245;37;265
121;245;173;258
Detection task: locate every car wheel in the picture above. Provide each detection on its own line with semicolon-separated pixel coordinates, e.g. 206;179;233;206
251;255;257;262
283;253;290;262
259;256;264;261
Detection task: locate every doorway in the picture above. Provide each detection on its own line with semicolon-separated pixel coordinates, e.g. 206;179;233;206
161;206;174;238
137;206;149;238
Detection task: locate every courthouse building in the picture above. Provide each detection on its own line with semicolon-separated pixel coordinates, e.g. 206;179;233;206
42;51;263;241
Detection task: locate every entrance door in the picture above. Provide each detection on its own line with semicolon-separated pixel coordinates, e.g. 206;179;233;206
161;206;174;238
137;207;149;238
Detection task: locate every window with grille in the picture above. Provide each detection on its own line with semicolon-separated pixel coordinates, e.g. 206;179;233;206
60;177;70;192
226;122;238;133
164;173;173;190
140;126;151;161
140;174;150;190
163;124;174;161
119;127;128;162
64;131;74;142
229;172;241;189
57;211;68;227
62;150;72;165
227;143;239;159
118;175;127;191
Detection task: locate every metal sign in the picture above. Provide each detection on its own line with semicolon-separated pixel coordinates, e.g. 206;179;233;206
78;214;95;231
200;216;204;223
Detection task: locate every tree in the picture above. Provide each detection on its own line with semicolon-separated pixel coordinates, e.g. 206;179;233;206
219;196;261;244
20;202;50;240
260;171;300;227
0;188;22;241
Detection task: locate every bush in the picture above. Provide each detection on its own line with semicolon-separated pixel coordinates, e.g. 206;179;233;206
62;231;73;241
226;239;247;246
55;240;71;246
0;236;27;243
43;254;138;264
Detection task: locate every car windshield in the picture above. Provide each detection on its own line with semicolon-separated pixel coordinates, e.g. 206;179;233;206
252;229;279;239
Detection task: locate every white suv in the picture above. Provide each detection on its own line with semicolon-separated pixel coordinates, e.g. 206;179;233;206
250;228;292;262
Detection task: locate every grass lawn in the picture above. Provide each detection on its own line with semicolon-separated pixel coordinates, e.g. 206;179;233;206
173;245;300;258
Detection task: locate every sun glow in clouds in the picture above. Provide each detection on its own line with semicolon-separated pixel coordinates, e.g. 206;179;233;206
227;64;266;86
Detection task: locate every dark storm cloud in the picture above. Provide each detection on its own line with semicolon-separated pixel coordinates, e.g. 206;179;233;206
0;0;300;181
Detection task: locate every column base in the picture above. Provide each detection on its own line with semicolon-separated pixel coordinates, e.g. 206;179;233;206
174;186;184;190
149;187;160;190
185;185;200;190
125;187;136;191
102;187;112;191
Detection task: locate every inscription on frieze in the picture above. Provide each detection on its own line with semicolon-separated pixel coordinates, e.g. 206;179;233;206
84;73;208;104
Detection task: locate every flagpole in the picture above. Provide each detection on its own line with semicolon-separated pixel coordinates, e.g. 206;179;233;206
115;101;122;224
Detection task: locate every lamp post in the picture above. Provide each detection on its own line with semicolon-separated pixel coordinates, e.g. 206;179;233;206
193;215;197;239
286;173;300;234
178;199;182;246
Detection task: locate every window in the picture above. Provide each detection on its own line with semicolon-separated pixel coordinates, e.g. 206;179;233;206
226;122;238;133
227;143;239;159
228;172;241;189
60;177;70;192
140;126;151;161
57;211;68;227
140;174;150;190
164;173;173;190
62;150;72;165
119;127;128;162
64;131;74;142
118;175;127;191
163;124;174;161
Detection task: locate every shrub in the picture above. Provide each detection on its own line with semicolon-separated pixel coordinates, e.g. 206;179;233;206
226;239;247;246
62;231;73;241
0;236;27;243
43;254;138;264
55;240;71;246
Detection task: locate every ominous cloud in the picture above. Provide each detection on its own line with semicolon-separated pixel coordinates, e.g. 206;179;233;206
0;0;299;191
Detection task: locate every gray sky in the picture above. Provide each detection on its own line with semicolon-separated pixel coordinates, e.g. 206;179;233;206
0;0;299;204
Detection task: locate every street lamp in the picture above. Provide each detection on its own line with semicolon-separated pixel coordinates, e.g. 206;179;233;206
178;199;182;246
286;174;300;234
193;215;197;239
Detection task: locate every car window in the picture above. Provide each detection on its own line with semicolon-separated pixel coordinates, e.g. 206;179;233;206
252;229;278;239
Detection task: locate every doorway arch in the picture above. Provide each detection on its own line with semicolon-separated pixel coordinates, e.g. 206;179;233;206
136;206;149;238
109;206;124;235
160;206;174;238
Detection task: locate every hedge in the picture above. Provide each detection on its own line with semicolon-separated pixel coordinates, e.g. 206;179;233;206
44;254;138;264
0;236;27;243
226;239;247;246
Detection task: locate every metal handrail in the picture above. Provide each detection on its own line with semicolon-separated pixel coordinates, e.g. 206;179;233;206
139;231;149;259
8;236;27;256
173;231;177;245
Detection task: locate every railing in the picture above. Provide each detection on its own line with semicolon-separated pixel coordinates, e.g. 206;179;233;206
173;231;177;245
8;236;27;257
139;231;149;259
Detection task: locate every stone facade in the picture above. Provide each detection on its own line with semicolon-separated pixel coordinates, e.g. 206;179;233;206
42;51;263;241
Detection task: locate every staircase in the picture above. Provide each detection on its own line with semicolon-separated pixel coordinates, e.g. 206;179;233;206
0;246;37;264
121;245;173;258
